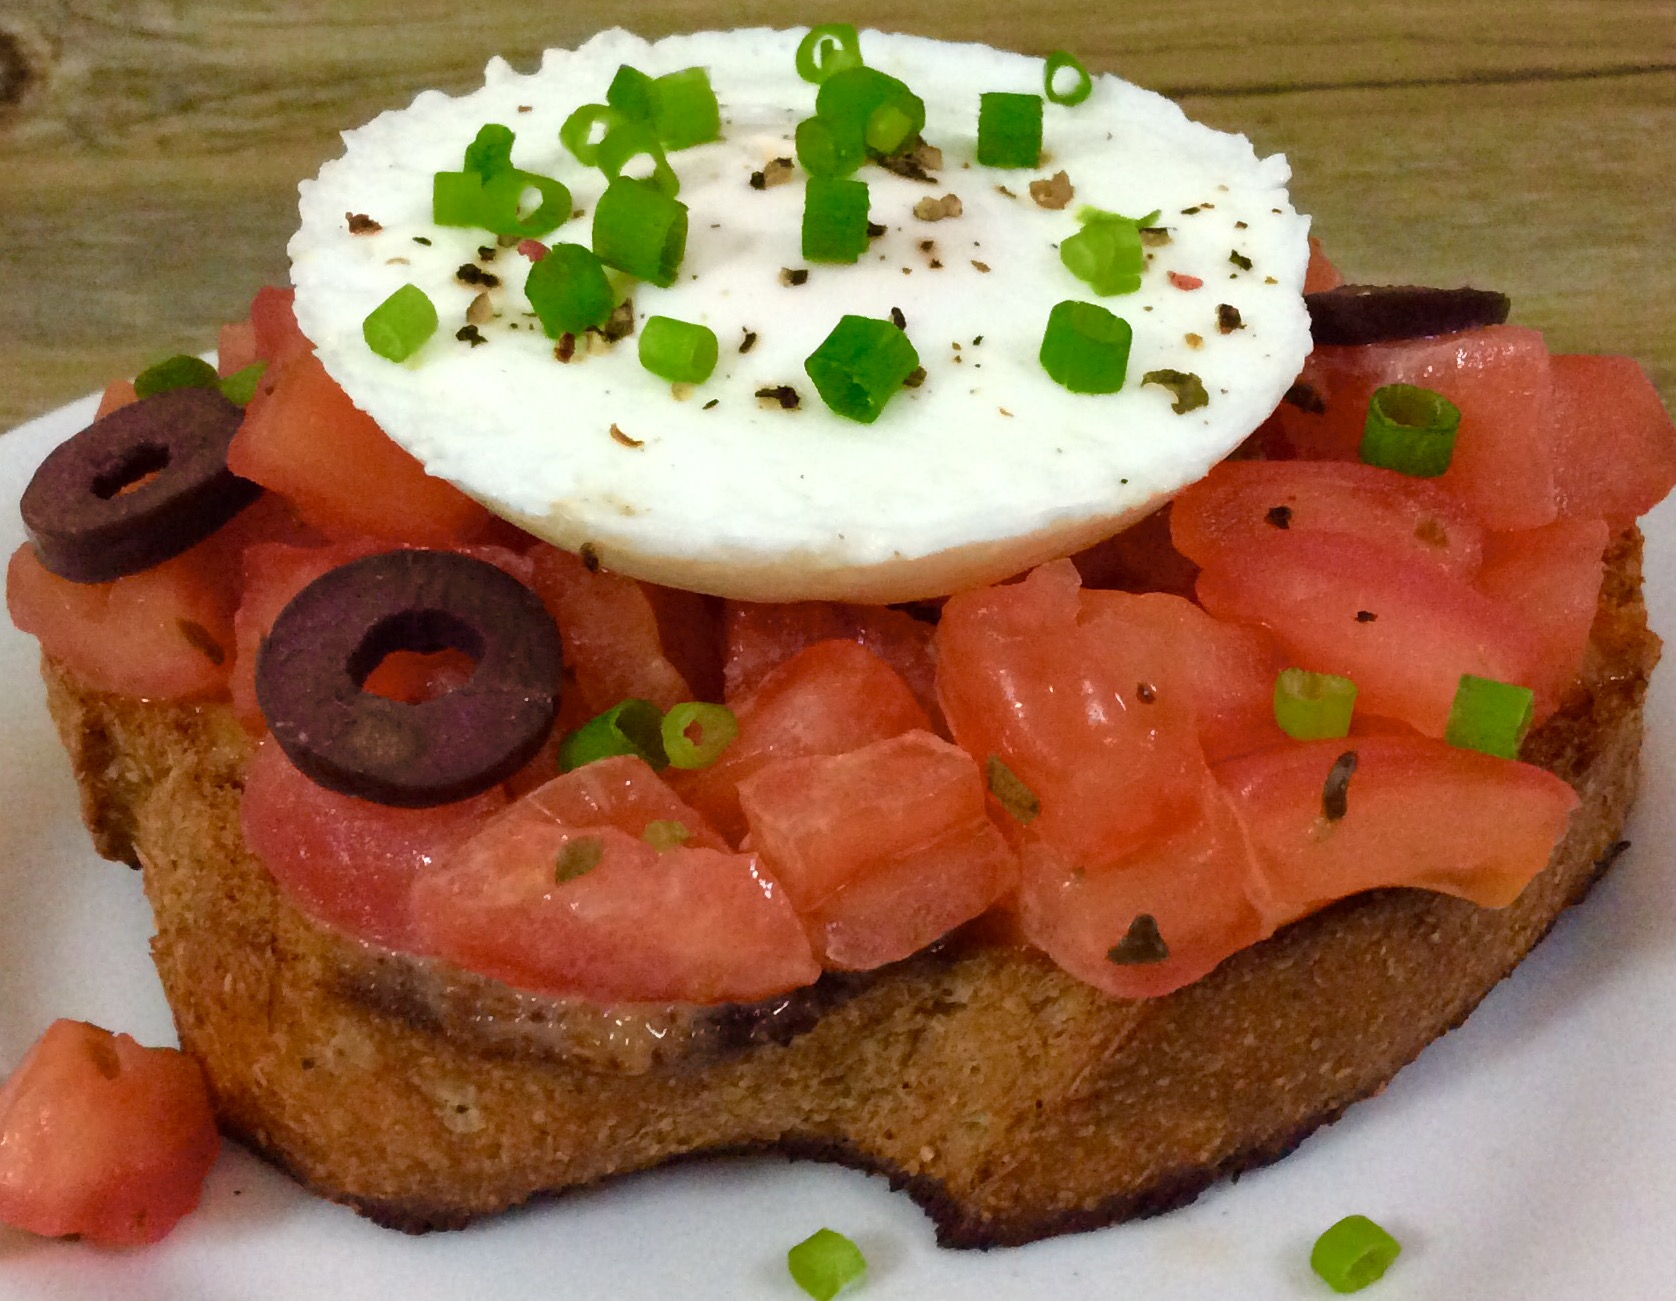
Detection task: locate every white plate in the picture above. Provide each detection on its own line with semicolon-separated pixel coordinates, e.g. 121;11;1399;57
1;393;1673;1301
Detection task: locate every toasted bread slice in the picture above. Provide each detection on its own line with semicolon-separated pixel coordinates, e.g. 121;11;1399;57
36;530;1657;1247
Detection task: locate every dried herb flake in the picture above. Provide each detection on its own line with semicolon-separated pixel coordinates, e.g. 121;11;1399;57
555;836;605;883
1141;369;1210;414
986;755;1040;825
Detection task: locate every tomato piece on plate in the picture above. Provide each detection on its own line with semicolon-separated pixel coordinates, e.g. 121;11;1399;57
1217;735;1577;919
669;639;932;845
95;379;138;419
217;319;259;376
247;285;313;368
1170;459;1485;581
1547;353;1676;529
0;1019;219;1246
412;822;819;1004
1195;530;1545;734
519;753;729;850
229;352;492;546
739;730;1017;970
1070;503;1200;598
1303;236;1344;293
1476;517;1609;711
241;737;507;949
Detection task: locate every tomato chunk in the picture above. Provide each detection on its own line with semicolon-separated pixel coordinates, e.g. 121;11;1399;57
0;1020;219;1246
520;753;729;851
1476;517;1608;711
739;731;1017;970
1547;353;1676;529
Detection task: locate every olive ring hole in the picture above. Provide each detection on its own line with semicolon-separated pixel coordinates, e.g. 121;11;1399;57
348;608;487;693
91;442;171;500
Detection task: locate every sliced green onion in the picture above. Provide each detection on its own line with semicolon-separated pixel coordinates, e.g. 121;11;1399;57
556;697;668;772
642;819;692;851
592;177;689;287
795;114;866;178
660;701;738;769
652;67;721;150
639;316;718;384
462;123;516;178
560;103;624;167
596;120;681;197
815;67;925;157
606;63;659;122
524;243;616;337
1059;215;1144;295
786;1227;867;1301
554;835;605;883
804;314;921;423
217;360;267;407
1273;668;1358;740
433;168;572;237
977;91;1043;168
802;175;871;263
1039;299;1131;394
1310;1215;1402;1294
1445;674;1535;759
796;24;864;84
1044;50;1093;105
433;169;493;227
1359;383;1461;478
133;354;219;399
362;284;438;362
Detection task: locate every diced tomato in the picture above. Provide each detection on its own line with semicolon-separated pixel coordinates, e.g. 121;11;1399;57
217;319;259;376
1476;517;1608;710
935;561;1220;865
1217;735;1577;918
641;582;726;704
669;639;932;845
1170;459;1485;581
1070;503;1200;598
229;352;493;546
1271;326;1559;531
519;753;729;850
527;545;700;714
1547;353;1676;529
722;598;940;722
1195;530;1546;734
738;731;1016;970
411;822;820;1004
1303;236;1344;293
1016;785;1270;999
95;379;138;419
241;737;506;949
0;1019;218;1246
247;286;313;368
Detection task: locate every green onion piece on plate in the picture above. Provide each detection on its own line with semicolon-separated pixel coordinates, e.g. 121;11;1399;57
557;697;669;772
652;67;721;150
433;169;494;228
641;819;692;851
1044;49;1094;105
596;120;681;197
802;175;871;263
815;67;925;157
1273;667;1358;739
639;315;719;384
787;1227;867;1301
592;177;689;287
795;114;865;178
1359;383;1461;477
606;63;659;122
433;169;571;238
1445;673;1535;759
217;360;267;407
1060;212;1145;295
795;24;864;84
977;91;1044;168
1039;299;1132;394
524;243;616;337
1310;1214;1402;1294
660;701;738;769
462;123;516;178
559;103;624;167
362;284;438;362
804;314;921;423
133;354;220;400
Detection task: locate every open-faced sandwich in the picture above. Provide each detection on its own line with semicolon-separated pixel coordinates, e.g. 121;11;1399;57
5;25;1676;1271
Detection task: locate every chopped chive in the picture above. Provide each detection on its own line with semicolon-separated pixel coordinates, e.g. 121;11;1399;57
1044;50;1093;105
524;243;616;337
462;123;516;178
606;63;659;122
1359;383;1461;477
1039;300;1132;394
1059;215;1144;295
1310;1215;1402;1293
433;168;572;237
795;114;866;178
554;835;605;883
985;754;1040;824
1273;668;1358;740
133;355;219;399
815;67;925;158
639;316;719;384
652;67;722;150
801;175;871;263
1444;674;1535;759
795;24;864;84
217;360;267;407
977;91;1043;168
803;314;921;423
660;701;738;769
556;697;668;772
787;1228;867;1301
362;284;438;362
560;103;624;167
642;819;692;851
597;120;681;197
592;177;689;287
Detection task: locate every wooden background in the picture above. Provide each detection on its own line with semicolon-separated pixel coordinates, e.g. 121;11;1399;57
0;1;1671;431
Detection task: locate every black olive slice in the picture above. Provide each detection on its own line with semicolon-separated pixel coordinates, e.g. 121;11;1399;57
1305;284;1511;347
20;386;260;583
256;550;562;808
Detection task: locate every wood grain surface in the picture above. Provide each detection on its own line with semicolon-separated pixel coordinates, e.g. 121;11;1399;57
0;0;1671;431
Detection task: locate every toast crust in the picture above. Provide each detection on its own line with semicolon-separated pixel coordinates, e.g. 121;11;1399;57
36;530;1658;1247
